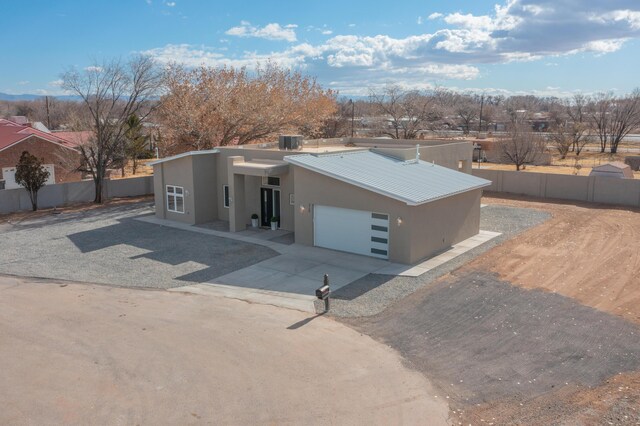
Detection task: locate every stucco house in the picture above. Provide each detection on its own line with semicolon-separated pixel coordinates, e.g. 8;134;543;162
150;137;491;264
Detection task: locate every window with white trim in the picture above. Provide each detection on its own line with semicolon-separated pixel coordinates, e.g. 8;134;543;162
166;185;184;213
223;185;230;208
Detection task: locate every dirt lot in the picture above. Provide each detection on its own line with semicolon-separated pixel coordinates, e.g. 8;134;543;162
474;194;640;325
0;275;448;425
344;194;640;425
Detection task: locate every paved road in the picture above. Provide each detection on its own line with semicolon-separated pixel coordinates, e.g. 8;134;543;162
0;275;448;425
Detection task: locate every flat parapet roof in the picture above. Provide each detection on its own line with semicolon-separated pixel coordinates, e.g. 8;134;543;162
231;159;289;176
148;149;219;166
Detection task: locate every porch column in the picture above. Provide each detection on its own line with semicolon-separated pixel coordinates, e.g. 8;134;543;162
228;156;246;232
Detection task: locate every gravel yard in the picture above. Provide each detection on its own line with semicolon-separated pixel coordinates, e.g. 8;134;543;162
345;270;640;424
0;202;277;288
329;204;551;317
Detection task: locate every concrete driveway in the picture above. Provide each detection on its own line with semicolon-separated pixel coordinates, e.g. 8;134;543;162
0;275;448;425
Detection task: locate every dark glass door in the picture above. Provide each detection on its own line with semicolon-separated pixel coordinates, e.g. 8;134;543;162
260;187;280;227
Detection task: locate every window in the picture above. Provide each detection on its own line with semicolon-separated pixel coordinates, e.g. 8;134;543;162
223;185;230;208
262;176;280;187
371;213;389;220
166;185;184;213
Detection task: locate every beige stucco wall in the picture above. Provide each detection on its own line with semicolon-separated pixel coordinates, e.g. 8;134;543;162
292;165;482;264
153;156;196;224
406;190;482;263
372;142;473;173
472;168;640;207
192;154;218;224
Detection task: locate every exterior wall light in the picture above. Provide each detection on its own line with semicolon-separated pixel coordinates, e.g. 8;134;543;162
397;217;403;226
299;205;306;213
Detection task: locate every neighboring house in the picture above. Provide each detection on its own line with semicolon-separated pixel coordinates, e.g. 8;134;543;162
0;119;82;189
589;162;635;179
150;137;490;264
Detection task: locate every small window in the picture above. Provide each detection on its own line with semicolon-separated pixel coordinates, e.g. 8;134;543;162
371;248;388;256
262;176;280;187
166;185;185;213
223;185;230;208
371;213;388;220
371;236;388;244
371;224;388;232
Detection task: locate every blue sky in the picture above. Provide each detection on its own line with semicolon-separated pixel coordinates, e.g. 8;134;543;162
1;0;640;97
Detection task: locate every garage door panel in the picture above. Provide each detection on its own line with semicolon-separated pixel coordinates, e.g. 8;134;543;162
314;205;389;259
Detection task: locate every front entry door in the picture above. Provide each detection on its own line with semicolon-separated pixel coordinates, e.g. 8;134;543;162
260;187;281;227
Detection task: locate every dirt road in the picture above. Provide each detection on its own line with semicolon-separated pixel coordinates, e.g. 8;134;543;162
469;195;640;324
0;275;448;425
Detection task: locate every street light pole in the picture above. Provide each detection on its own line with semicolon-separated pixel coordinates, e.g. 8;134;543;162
349;99;355;138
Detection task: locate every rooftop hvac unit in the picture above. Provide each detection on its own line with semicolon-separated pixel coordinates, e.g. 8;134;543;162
279;135;303;150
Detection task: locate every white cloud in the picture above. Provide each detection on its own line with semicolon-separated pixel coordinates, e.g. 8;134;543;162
48;79;64;87
143;43;308;69
321;29;333;35
226;21;297;42
417;16;423;25
84;66;103;72
144;1;640;93
18;81;29;86
165;1;175;6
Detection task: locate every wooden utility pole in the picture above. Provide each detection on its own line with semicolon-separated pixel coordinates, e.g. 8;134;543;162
478;93;484;135
45;96;51;129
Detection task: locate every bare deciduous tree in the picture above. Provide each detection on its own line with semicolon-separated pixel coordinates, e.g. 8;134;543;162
61;55;162;203
589;92;613;153
369;85;440;139
608;89;640;154
588;90;640;154
548;95;590;159
455;94;478;135
498;124;546;171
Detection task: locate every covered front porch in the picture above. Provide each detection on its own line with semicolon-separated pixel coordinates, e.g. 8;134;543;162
227;155;292;233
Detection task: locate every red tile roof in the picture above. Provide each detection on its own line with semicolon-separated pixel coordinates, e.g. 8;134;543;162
0;119;80;152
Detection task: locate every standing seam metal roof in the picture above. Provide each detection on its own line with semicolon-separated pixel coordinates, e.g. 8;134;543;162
284;150;491;205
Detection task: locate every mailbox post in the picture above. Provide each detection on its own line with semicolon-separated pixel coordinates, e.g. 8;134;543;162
315;274;331;313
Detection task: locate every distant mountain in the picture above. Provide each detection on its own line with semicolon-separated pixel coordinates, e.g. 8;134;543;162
0;92;81;101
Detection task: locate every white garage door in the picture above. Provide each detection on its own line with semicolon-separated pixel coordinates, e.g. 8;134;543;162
2;165;55;190
313;205;389;259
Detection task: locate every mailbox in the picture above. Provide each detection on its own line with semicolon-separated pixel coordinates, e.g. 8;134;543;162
316;284;330;300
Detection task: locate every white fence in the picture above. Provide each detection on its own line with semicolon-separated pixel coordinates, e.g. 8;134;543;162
0;176;154;214
473;169;640;207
